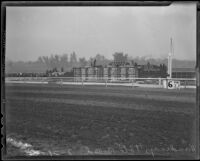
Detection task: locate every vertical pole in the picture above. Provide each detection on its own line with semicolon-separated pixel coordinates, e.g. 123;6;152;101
159;78;161;86
170;38;173;79
168;53;172;79
166;78;168;89
132;79;134;87
60;78;63;86
185;80;187;88
168;37;173;79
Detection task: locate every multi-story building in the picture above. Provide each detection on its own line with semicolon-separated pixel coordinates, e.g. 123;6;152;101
172;68;196;78
137;64;167;78
73;62;168;80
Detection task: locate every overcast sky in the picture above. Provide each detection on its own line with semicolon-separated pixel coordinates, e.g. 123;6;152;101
6;2;196;61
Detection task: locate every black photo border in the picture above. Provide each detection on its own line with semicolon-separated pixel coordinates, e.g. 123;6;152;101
1;1;199;160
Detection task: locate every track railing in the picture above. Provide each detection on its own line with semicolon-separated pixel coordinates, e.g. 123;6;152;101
5;77;196;89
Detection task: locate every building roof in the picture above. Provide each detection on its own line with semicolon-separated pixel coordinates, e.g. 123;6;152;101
172;68;195;72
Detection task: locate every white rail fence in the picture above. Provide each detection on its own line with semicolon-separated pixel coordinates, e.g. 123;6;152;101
5;77;196;89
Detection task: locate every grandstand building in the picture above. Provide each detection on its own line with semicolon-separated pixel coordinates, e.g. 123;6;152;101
137;63;168;78
73;61;168;80
73;65;138;80
73;63;196;80
172;68;196;78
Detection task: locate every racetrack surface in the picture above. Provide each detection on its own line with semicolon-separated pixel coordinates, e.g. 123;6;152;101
4;83;196;158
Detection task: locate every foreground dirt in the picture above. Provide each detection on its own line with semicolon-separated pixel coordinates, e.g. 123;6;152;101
4;83;196;159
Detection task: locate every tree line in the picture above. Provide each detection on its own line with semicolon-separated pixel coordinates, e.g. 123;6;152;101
6;51;196;73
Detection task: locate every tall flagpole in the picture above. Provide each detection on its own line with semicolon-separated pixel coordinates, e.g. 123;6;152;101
168;37;173;78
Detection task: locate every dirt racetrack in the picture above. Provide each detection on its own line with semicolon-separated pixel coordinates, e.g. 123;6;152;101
4;83;197;159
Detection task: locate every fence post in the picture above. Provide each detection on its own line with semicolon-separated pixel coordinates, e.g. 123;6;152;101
185;80;187;89
159;78;161;86
105;79;107;87
60;78;63;86
132;79;134;87
82;78;84;87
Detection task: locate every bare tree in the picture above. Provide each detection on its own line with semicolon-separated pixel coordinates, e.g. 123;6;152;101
60;54;68;69
79;57;87;67
70;52;77;66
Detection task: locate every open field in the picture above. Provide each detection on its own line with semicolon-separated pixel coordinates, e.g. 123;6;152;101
4;83;196;159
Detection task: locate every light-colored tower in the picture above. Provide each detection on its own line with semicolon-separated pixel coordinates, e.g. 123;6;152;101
167;52;172;78
167;38;173;78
